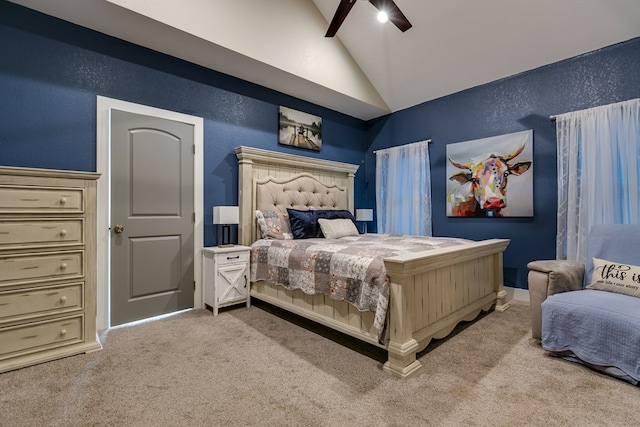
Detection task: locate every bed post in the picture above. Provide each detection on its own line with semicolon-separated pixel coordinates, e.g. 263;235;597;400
236;149;254;247
347;171;355;213
493;252;510;312
382;269;422;378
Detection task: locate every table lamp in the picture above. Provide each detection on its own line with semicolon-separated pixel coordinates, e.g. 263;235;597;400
213;206;239;247
355;209;373;234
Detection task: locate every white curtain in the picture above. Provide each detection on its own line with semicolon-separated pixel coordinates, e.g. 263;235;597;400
555;98;640;261
375;140;432;236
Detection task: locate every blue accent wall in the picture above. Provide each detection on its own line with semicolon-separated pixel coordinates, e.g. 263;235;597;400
2;1;639;289
365;37;640;288
0;1;367;247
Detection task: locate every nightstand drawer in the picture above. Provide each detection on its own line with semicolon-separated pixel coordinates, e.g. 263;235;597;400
216;251;250;266
0;315;83;359
0;219;84;250
0;251;83;286
0;185;84;214
0;283;83;324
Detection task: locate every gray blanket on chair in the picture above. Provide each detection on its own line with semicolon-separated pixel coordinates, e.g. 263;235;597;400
542;289;640;384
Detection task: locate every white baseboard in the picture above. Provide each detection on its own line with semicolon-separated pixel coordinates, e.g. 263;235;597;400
504;286;530;305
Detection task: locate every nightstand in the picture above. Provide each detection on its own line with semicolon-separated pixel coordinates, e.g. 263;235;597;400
202;246;250;315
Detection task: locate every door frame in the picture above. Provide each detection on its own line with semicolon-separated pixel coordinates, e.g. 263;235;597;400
96;96;204;331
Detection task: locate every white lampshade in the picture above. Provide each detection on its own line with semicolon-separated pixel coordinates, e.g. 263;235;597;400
213;206;239;225
355;209;373;222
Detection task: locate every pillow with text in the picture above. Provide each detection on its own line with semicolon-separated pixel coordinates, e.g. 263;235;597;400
586;257;640;298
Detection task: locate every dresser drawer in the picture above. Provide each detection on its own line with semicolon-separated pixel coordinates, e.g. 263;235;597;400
0;219;84;250
0;315;83;359
216;251;250;266
0;251;83;286
0;185;84;213
0;283;83;324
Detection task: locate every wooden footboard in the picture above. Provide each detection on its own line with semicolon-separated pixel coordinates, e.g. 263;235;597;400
250;238;510;378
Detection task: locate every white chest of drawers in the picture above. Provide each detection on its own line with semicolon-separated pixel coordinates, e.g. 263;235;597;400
0;166;101;373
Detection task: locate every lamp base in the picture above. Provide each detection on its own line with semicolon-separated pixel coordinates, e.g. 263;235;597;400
218;224;235;247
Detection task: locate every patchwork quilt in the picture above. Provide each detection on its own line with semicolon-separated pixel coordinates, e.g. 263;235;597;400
250;234;470;336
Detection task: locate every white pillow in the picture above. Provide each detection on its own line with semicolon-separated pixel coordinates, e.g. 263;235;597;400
317;218;359;239
586;257;640;297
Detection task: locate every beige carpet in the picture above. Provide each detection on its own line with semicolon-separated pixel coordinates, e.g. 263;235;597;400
1;301;638;426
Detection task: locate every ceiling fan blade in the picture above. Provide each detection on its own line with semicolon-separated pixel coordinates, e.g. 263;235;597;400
325;0;358;37
369;0;412;32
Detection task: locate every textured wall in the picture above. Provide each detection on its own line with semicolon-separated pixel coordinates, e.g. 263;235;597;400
0;1;366;246
366;37;640;288
2;1;639;288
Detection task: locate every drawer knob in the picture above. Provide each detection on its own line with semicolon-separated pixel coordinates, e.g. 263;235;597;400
60;296;67;304
60;329;67;336
60;263;68;270
60;229;68;237
60;197;67;205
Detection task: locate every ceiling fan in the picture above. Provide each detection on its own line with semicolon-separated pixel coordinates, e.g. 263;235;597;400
325;0;412;37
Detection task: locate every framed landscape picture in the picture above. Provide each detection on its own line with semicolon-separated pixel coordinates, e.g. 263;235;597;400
278;106;322;151
446;129;533;217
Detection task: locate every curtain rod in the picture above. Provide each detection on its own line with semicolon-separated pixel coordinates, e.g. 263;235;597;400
373;139;431;154
550;98;640;121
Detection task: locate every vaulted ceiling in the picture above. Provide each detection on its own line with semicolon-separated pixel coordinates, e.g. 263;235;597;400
10;0;640;120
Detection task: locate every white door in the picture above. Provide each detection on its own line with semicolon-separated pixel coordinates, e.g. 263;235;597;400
110;110;195;326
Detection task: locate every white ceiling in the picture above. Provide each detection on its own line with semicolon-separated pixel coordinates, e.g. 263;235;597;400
10;0;640;120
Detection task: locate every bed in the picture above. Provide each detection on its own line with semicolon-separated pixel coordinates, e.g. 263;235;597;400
236;146;510;378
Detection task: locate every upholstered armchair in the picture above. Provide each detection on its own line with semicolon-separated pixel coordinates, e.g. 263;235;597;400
528;224;640;383
528;259;584;340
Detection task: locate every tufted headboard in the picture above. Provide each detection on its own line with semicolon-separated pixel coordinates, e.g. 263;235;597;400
235;146;359;246
255;173;347;212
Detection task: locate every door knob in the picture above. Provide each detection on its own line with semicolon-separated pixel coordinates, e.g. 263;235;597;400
114;224;125;234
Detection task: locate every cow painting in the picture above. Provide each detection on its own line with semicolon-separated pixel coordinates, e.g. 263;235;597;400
446;132;533;217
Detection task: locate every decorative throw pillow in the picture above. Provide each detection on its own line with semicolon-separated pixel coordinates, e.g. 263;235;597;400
286;209;317;239
586;257;640;297
317;218;360;239
313;209;358;237
255;210;293;240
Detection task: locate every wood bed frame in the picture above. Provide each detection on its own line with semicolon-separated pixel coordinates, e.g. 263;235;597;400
236;146;510;378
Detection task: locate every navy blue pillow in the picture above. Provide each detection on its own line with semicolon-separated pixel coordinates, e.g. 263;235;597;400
312;210;358;237
286;209;358;238
286;209;317;239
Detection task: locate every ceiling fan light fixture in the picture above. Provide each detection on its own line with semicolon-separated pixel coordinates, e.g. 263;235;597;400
325;0;411;37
